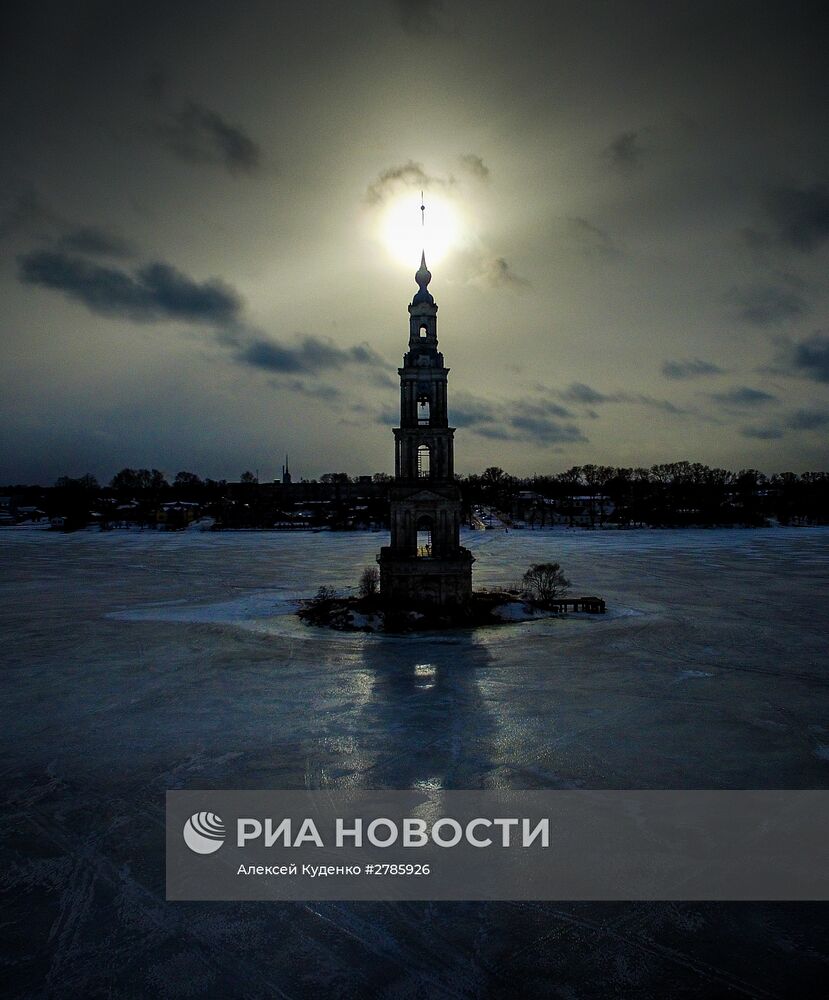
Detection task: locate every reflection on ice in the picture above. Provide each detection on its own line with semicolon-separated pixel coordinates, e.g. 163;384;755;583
356;638;496;790
414;662;437;689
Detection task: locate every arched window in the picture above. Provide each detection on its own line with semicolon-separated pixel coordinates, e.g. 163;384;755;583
417;395;430;425
417;444;431;478
419;324;428;339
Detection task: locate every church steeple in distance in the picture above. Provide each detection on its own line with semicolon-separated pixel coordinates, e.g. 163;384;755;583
377;247;474;607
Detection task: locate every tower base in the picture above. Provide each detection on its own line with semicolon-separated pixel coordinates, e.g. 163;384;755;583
378;547;474;608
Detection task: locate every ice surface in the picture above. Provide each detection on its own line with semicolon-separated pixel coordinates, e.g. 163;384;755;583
2;526;828;997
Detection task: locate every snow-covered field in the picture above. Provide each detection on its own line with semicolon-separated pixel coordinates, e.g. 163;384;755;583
2;526;828;997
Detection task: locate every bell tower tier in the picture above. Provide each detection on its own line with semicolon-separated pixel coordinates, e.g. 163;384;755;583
378;252;474;607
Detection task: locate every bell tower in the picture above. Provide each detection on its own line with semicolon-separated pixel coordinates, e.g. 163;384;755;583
378;253;474;606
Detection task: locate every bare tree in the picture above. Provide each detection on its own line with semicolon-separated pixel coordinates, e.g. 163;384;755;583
358;566;380;599
522;562;571;605
312;585;337;605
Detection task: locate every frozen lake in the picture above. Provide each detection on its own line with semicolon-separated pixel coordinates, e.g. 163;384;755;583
2;526;828;997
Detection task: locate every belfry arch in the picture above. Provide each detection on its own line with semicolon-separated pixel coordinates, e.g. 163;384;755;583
416;515;433;557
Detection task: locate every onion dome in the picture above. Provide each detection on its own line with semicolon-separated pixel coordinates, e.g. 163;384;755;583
412;250;434;304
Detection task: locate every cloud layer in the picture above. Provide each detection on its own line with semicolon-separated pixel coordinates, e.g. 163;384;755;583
2;2;828;481
437;393;585;446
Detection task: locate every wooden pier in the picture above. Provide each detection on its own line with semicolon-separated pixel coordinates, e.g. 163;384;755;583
550;596;606;613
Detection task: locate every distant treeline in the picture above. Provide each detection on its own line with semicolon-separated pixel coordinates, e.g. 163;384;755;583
459;463;828;527
1;461;827;529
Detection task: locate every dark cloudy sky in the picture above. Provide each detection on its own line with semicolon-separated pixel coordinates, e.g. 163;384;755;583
2;0;828;483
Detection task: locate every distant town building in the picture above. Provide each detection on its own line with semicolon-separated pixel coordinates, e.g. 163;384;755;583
378;252;474;606
281;455;292;485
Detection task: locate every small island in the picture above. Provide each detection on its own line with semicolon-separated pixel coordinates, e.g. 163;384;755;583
297;561;606;633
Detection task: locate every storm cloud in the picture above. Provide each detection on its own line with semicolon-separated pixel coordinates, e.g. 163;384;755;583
450;397;500;428
458;153;489;180
709;386;777;407
457;251;528;289
0;187;62;241
564;217;622;260
561;382;611;405
772;332;829;382
239;335;383;374
741;425;784;440
56;227;134;259
604;130;645;170
484;257;528;288
17;246;385;388
509;411;585;444
661;358;724;380
394;0;449;37
365;161;453;205
731;282;806;325
271;378;343;401
18;250;241;325
741;407;829;441
763;183;829;252
560;383;690;416
158;102;261;174
787;408;829;431
450;393;584;446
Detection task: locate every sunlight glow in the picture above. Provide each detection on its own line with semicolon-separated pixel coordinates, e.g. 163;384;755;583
381;194;460;267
